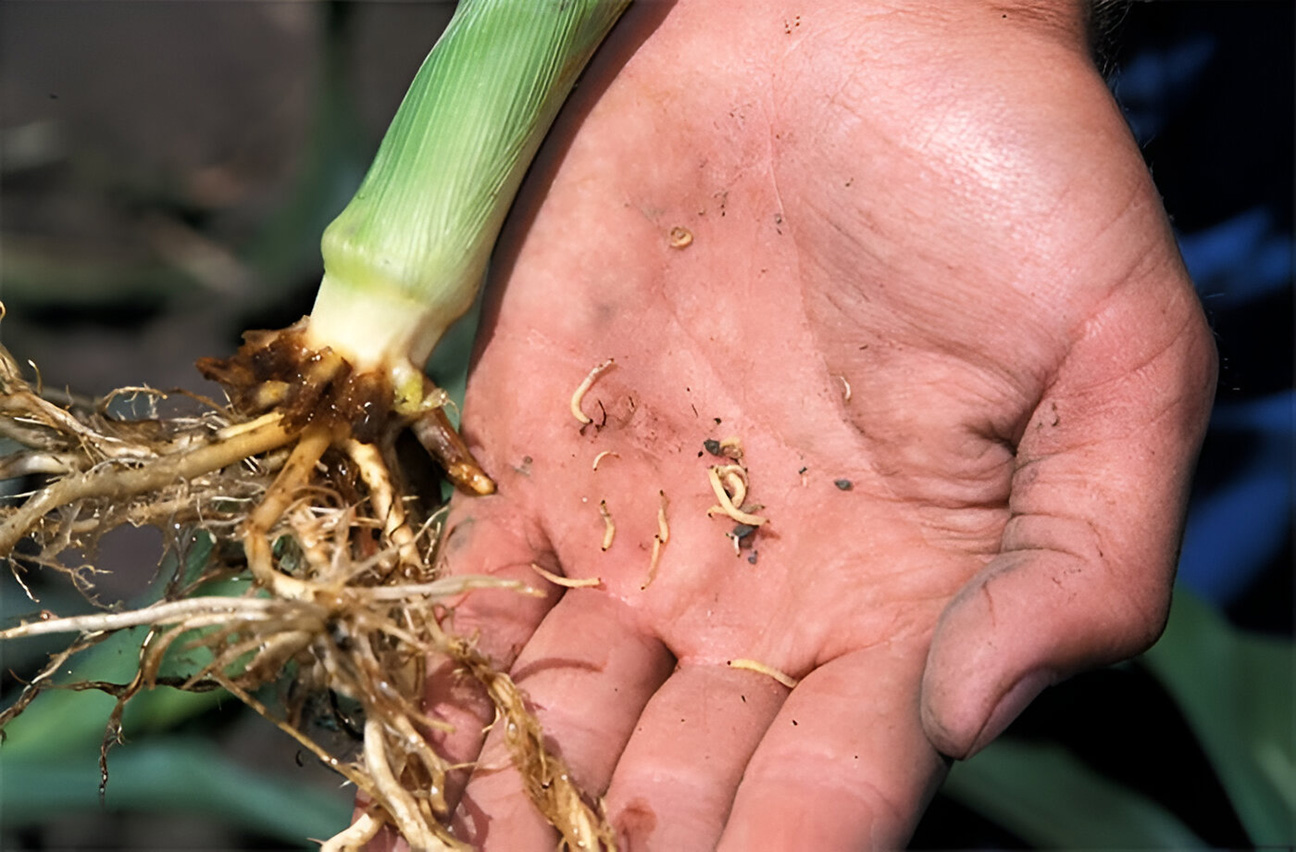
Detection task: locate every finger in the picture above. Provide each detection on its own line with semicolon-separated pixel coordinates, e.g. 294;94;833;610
600;663;788;850
922;265;1217;759
436;490;561;658
718;644;945;850
421;491;563;797
454;588;675;850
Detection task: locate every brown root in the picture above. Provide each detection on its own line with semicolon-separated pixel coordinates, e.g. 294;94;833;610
453;640;619;852
0;317;614;850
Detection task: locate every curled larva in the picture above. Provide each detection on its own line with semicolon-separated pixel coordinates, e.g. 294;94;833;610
727;658;799;689
530;562;601;589
707;465;766;526
570;358;615;425
716;464;748;507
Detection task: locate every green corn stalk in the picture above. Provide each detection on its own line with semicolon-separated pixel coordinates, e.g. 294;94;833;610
309;0;631;408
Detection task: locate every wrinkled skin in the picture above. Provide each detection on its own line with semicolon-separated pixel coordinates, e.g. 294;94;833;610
376;1;1216;849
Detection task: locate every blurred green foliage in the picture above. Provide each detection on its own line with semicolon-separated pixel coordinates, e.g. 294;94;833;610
940;587;1294;848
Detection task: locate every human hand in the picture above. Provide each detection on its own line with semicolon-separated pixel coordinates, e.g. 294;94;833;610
389;1;1216;848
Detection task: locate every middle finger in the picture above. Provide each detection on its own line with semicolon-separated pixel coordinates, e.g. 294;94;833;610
453;587;675;849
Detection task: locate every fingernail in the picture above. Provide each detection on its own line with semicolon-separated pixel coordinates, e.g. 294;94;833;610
967;669;1055;757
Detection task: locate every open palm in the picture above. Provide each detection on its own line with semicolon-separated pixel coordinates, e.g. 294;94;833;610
394;2;1215;849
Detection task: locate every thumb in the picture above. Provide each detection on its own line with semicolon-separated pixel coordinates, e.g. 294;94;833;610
921;274;1215;760
920;547;1162;760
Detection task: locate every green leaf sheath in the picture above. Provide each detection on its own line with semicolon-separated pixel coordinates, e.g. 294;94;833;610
310;0;631;370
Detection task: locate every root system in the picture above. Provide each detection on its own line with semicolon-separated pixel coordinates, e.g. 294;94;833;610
0;313;615;850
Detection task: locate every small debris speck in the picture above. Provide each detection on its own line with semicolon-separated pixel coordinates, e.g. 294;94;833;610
834;478;853;491
703;438;723;457
747;551;758;565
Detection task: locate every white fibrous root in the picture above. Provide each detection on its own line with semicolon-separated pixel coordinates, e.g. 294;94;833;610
727;658;799;689
347;437;423;576
0;323;616;851
319;810;384;852
570;358;615;425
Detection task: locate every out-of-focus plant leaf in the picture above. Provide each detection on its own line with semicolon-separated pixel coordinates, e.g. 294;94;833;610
0;737;350;847
943;737;1206;849
239;1;374;308
1;541;239;754
1141;588;1296;846
0;627;224;759
0;237;187;307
